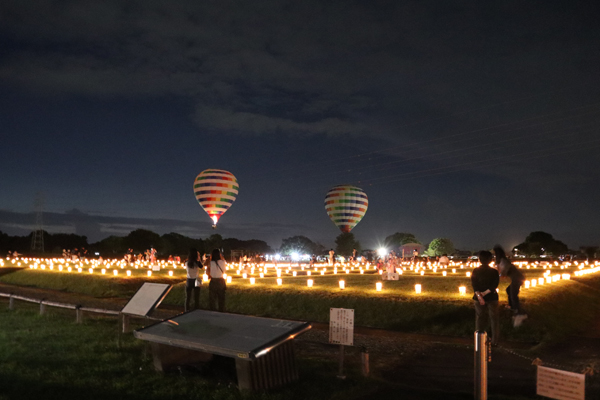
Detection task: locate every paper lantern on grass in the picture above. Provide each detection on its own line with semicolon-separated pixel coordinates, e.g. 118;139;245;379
127;270;132;276
227;276;232;283
276;278;282;286
459;286;466;295
376;282;382;292
168;271;173;277
339;280;345;290
415;284;422;294
113;270;118;276
147;271;152;277
307;279;313;287
250;277;255;285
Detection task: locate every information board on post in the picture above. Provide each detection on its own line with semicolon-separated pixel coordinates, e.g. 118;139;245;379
329;308;354;346
537;366;585;400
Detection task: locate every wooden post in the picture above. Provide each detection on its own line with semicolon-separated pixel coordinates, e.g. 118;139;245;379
360;347;370;376
76;306;83;324
8;295;14;310
122;314;130;333
337;344;346;379
39;300;46;315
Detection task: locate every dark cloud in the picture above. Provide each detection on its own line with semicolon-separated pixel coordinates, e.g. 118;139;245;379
1;1;600;249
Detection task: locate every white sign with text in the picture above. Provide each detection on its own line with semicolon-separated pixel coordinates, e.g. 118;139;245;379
537;366;585;400
329;308;354;346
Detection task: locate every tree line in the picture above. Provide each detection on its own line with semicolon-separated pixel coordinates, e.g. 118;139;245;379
1;228;594;259
0;229;272;259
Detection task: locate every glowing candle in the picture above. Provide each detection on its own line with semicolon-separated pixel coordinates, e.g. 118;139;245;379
307;279;313;287
339;280;345;289
459;286;466;295
415;284;422;294
376;282;382;292
147;271;152;277
250;277;255;284
126;270;131;276
227;276;232;283
277;278;282;286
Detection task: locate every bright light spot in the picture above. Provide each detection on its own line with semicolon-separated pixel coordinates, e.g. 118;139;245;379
377;248;387;257
415;284;422;294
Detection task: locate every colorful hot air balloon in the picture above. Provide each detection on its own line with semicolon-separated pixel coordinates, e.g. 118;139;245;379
324;185;368;233
193;169;239;228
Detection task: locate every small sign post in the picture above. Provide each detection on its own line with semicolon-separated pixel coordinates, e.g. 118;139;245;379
537;366;585;400
329;308;354;379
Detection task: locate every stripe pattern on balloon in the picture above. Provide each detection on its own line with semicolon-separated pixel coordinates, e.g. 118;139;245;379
324;185;368;233
193;169;239;226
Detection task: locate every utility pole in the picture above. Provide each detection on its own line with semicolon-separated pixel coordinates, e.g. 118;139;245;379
31;192;45;253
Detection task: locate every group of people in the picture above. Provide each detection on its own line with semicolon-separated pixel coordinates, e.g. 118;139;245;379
184;248;227;313
471;245;527;346
62;248;88;261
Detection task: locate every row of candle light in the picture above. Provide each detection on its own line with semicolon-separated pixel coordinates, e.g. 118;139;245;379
4;257;599;295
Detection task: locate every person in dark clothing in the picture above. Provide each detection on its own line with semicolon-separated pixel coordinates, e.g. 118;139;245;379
184;248;202;312
471;250;500;345
494;245;527;327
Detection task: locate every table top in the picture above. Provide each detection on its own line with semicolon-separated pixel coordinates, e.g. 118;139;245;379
133;310;311;359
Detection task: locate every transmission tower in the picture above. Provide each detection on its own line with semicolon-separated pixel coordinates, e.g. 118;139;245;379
31;192;45;253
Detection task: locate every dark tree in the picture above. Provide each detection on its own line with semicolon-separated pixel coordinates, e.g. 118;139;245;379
280;236;321;255
94;235;125;255
384;232;420;250
204;234;224;254
426;238;454;256
335;232;360;257
123;229;162;253
160;232;203;256
514;231;569;257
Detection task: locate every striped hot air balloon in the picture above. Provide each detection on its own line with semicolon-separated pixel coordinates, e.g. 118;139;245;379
193;169;239;228
324;185;368;233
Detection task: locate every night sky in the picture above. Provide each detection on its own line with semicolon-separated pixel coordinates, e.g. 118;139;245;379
1;1;599;251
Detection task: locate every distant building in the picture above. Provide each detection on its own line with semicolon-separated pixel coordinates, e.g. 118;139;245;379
400;243;425;258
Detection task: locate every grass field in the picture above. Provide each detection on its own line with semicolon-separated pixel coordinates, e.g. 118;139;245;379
0;303;536;400
2;258;600;345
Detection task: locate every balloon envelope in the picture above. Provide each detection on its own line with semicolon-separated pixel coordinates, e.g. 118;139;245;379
324;185;368;233
193;169;238;226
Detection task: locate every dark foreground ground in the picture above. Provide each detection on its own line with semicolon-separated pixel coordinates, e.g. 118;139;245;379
1;282;599;399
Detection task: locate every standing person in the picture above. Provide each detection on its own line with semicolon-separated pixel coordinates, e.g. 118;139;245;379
471;250;500;345
184;248;202;312
208;249;227;312
439;254;450;267
494;245;527;327
328;249;335;266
